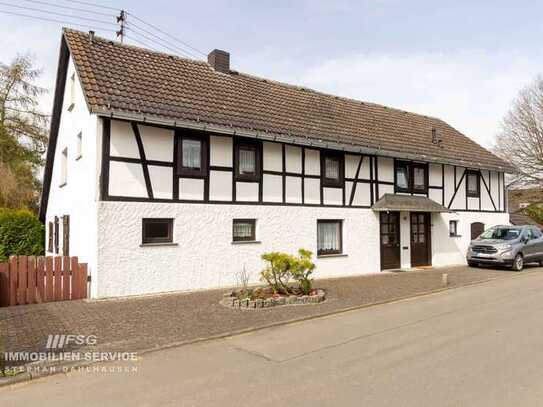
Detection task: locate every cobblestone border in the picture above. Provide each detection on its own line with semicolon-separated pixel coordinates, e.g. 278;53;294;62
221;289;326;309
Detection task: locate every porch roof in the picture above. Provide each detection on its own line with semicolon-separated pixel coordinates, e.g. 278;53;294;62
372;194;452;213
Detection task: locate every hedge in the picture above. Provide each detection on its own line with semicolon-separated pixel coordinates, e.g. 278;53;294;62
0;208;44;262
525;204;543;225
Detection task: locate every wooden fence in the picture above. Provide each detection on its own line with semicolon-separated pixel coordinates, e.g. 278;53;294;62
0;256;88;307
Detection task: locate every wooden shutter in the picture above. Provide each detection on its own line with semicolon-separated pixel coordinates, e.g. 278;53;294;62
48;222;54;252
62;215;70;256
54;216;59;254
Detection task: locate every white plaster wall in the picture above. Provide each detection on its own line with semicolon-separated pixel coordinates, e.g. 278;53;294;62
210;136;233;167
359;156;371;179
429;163;442;186
179;178;204;200
209;171;232;200
263;174;282;202
285;176;302;203
285;145;302;173
109;161;147;198
378;157;394;182
352;183;371;206
110;120;139;158
304;178;320;204
345;154;360;179
45;55;99;295
236;182;259;202
263;142;282;172
96;202;381;298
138;125;174;162
431;211;510;267
323;187;343;205
304;149;320;175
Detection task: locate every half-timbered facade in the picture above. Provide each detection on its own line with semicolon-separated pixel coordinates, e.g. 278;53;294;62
40;29;513;298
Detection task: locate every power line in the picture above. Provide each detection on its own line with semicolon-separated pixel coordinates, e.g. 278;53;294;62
125;12;206;56
124;34;158;52
58;0;120;12
124;26;197;59
0;8;117;32
125;23;201;59
0;1;117;26
19;0;113;17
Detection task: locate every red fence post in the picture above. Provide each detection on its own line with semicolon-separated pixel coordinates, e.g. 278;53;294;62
36;256;45;304
70;257;79;300
8;256;17;306
80;263;88;299
54;256;62;301
27;256;36;304
45;256;54;302
17;256;27;305
62;256;71;301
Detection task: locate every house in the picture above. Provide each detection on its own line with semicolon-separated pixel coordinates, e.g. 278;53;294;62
39;29;514;298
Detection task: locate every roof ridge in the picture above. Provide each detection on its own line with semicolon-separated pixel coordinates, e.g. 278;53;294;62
62;27;208;66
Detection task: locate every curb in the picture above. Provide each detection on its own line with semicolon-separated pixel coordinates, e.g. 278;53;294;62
1;269;540;389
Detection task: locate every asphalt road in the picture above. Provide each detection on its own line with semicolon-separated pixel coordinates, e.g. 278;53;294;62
2;270;543;406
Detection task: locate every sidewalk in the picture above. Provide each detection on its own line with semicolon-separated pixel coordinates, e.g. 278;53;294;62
0;265;534;380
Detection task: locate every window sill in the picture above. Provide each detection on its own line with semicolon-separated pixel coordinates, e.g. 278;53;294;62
231;240;261;245
140;242;178;247
59;182;67;188
317;253;348;259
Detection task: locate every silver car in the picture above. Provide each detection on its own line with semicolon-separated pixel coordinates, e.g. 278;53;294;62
467;225;543;271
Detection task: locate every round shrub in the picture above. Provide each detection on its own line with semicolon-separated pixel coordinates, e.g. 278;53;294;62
0;208;44;261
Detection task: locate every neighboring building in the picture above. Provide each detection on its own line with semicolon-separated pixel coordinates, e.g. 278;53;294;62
508;188;543;227
39;29;513;298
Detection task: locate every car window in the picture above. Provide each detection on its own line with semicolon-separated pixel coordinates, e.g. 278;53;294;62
479;227;522;241
531;228;542;239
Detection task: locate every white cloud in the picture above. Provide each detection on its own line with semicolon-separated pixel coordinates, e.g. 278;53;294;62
293;50;540;148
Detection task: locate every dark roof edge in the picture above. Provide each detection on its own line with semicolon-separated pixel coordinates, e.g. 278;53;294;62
39;34;70;222
95;109;515;173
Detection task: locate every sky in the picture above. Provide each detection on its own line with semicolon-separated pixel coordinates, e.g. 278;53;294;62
0;0;542;149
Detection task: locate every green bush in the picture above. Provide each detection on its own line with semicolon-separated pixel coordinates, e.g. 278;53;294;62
260;249;316;295
525;204;543;225
0;208;44;261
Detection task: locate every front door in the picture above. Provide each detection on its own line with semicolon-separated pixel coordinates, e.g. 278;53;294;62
380;212;401;270
410;213;431;267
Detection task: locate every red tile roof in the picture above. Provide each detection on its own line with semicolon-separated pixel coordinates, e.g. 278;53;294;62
64;28;512;171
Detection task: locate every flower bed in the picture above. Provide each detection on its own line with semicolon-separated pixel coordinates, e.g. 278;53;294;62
221;287;326;309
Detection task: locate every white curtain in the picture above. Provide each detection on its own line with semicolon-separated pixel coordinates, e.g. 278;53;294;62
239;148;255;174
318;222;339;251
397;168;408;189
413;167;424;188
183;139;201;168
325;158;339;179
234;222;252;238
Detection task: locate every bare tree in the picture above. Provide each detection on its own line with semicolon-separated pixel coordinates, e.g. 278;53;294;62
495;76;543;187
0;54;48;209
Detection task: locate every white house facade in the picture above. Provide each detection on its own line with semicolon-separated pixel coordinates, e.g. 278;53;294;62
40;29;512;298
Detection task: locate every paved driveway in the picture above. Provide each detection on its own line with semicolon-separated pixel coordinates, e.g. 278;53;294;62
2;268;543;406
0;265;536;372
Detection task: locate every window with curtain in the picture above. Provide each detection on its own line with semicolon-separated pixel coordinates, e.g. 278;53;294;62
235;141;260;181
317;220;342;255
182;139;201;169
449;220;459;237
395;163;409;191
413;165;427;192
239;146;256;174
325;157;339;179
322;152;343;187
233;219;256;241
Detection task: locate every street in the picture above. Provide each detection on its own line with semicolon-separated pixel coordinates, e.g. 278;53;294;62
2;270;543;406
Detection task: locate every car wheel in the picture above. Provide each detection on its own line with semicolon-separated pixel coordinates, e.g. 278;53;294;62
512;254;524;272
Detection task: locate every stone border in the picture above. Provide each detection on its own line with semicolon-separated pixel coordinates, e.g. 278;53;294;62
221;289;326;309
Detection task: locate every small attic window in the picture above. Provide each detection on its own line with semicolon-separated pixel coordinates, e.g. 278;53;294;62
67;73;75;111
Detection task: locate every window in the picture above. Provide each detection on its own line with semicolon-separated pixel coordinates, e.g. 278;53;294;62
395;161;410;192
317;220;343;255
60;147;68;186
54;216;59;254
142;218;174;244
76;132;82;159
412;164;427;193
232;219;256;242
449;220;459;237
395;161;427;193
532;227;542;239
48;221;54;253
466;170;480;197
68;73;75;111
322;152;344;187
177;134;207;176
235;140;261;181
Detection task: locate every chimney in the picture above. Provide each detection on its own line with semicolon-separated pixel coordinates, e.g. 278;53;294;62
88;30;95;43
208;49;230;73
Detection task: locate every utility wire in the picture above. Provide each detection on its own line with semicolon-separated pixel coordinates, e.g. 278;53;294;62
125;23;201;59
124;26;197;59
0;8;117;31
58;0;120;12
0;1;117;26
19;0;113;17
125;12;206;56
124;34;159;52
